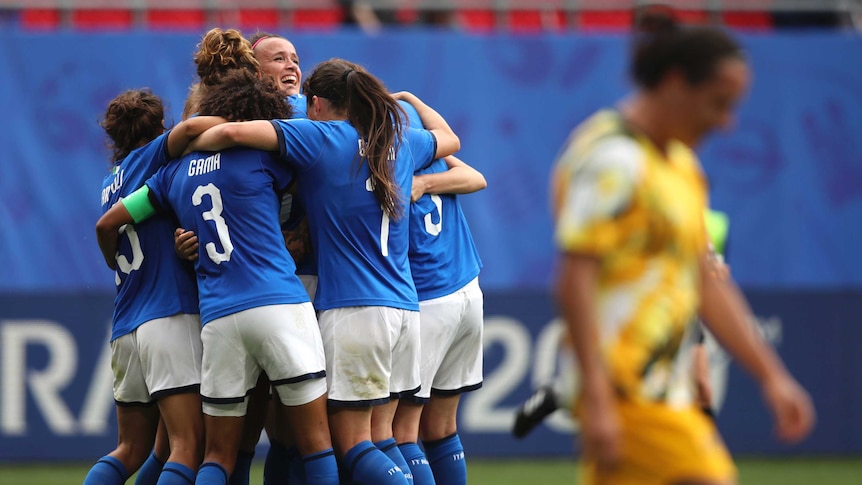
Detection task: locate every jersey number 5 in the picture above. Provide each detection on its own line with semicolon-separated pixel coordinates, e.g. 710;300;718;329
193;183;234;264
115;224;144;285
424;194;443;236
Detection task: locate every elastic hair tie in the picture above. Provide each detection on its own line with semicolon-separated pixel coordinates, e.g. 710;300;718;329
251;36;270;50
341;68;355;82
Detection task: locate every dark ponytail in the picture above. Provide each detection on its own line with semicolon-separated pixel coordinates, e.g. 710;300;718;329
304;59;407;220
631;8;743;89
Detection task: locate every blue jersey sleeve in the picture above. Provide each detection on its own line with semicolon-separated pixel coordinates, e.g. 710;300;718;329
270;119;326;171
261;151;296;193
287;94;307;119
398;100;423;129
144;163;175;213
406;127;437;171
397;103;448;176
138;131;172;175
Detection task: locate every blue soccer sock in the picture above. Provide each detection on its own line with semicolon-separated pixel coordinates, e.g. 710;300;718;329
337;454;353;484
263;441;292;485
398;442;435;485
83;455;128;485
423;433;466;485
228;450;254;485
344;440;408;485
196;461;229;485
302;448;339;485
135;452;166;485
288;446;307;484
375;437;414;484
157;462;196;485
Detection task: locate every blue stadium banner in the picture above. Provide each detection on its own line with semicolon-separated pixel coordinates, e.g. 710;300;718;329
1;291;860;461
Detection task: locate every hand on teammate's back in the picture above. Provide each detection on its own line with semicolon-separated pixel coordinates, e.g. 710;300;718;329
411;175;428;202
174;227;199;261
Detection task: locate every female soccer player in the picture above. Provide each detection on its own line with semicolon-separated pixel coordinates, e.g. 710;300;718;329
391;98;487;485
137;29;274;485
96;68;339;485
185;58;460;485
83;91;225;485
171;29;314;485
249;32;306;119
552;13;814;485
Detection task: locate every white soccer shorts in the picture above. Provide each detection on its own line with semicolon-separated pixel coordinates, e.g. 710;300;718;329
413;277;484;401
112;313;203;405
318;306;421;406
200;303;327;417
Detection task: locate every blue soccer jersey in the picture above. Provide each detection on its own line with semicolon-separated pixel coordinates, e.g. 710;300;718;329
287;94;307;119
397;101;483;300
270;119;437;311
282;92;317;276
409;158;483;300
146;147;310;324
398;100;422;128
100;132;199;341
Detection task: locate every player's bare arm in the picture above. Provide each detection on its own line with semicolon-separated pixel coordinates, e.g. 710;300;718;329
556;252;621;469
391;91;460;158
411;155;487;202
167;115;228;158
698;253;815;443
96;186;156;271
95;202;135;271
187;120;279;153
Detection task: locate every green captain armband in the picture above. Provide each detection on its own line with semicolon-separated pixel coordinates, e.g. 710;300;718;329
122;186;156;223
704;209;729;257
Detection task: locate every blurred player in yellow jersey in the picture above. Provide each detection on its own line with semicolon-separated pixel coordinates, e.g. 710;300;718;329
551;11;815;485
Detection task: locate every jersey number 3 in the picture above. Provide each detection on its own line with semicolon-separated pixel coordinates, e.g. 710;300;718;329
193;183;234;264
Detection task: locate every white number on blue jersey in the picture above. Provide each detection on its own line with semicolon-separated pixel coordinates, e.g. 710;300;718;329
366;177;390;257
192;183;234;264
115;224;144;285
424;194;443;236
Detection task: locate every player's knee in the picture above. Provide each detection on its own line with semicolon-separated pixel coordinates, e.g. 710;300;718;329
169;434;203;459
419;416;457;442
114;441;154;472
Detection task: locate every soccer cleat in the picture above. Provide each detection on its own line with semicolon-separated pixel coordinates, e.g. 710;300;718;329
512;385;559;439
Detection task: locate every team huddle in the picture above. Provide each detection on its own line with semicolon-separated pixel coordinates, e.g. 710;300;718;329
90;28;485;485
88;13;818;485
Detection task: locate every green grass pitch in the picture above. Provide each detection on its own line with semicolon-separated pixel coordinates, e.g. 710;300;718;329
1;458;861;484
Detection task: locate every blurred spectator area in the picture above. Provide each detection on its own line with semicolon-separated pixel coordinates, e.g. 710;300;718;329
0;0;859;32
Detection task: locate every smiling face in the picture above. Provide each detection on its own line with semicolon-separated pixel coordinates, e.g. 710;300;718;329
253;37;302;97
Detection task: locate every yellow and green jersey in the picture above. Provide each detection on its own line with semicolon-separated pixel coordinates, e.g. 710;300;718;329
552;109;710;406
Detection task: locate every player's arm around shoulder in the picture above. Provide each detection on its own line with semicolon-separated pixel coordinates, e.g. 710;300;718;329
167;116;228;158
393;91;460;158
411;155;487;202
187;120;279;153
